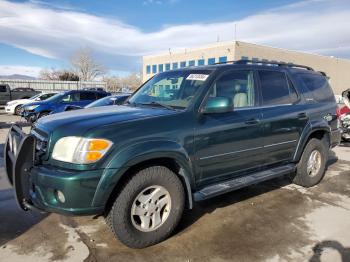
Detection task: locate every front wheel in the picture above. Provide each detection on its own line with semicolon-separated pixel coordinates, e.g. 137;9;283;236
293;138;328;187
14;105;22;115
106;166;185;248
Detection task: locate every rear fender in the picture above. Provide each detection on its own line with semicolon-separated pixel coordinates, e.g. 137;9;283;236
293;120;330;162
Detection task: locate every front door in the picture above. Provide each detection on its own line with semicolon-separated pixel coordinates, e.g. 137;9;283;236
194;70;264;187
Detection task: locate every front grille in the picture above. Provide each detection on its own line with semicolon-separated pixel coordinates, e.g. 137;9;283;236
31;128;49;161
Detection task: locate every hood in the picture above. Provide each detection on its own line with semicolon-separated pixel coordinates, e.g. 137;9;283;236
8;98;32;105
23;101;47;108
35;105;178;133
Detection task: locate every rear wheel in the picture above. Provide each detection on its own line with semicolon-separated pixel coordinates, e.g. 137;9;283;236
105;166;185;248
293;138;328;187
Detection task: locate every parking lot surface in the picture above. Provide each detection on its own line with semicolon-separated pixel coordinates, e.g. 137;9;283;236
0;111;350;262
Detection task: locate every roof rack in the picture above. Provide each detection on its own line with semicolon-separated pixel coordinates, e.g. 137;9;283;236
215;59;314;71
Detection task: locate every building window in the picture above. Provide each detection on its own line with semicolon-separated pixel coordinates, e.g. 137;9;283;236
158;64;163;73
241;56;249;61
198;59;205;66
172;62;178;69
152;65;157;74
189;60;195;66
146;65;151;74
180;61;186;68
219;56;227;63
208;58;215;65
165;63;171;71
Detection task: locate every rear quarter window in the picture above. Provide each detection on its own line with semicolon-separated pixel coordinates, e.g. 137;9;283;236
297;73;334;103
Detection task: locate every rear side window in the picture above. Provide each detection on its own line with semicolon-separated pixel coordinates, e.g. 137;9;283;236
297;73;334;102
80;92;97;100
0;85;7;92
96;92;107;99
258;71;291;105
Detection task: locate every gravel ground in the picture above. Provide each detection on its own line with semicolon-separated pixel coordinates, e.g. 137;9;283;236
1;111;350;262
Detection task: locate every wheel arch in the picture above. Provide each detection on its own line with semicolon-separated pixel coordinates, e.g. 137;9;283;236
93;141;195;212
293;123;330;162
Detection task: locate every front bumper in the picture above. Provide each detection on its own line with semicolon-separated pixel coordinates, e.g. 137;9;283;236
5;105;15;114
21;110;38;122
4;125;104;215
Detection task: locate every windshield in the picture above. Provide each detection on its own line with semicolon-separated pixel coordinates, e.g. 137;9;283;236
29;93;41;100
44;92;66;102
86;96;113;108
128;70;213;109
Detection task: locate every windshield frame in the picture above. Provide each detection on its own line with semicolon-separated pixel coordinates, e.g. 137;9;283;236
127;69;215;111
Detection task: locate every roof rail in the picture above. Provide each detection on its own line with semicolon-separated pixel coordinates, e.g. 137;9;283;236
233;59;314;71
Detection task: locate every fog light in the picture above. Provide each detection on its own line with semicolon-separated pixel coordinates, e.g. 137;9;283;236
55;190;66;203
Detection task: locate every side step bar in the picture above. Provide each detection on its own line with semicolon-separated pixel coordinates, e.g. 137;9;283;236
194;164;296;201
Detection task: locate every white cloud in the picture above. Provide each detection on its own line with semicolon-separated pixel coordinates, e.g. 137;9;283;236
0;0;349;72
0;65;42;77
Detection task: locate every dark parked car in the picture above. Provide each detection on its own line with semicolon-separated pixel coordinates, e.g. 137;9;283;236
64;94;131;111
5;60;340;248
0;84;40;106
21;89;110;122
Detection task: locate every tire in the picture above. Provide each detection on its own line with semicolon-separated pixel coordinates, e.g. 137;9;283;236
106;166;185;248
293;138;328;187
14;105;22;115
38;112;50;119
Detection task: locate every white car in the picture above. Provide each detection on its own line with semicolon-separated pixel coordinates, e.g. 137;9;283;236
5;92;57;115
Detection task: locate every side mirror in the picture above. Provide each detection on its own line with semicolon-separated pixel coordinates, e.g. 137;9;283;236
202;97;233;114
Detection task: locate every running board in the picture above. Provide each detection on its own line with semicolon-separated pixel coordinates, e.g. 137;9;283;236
194;164;296;201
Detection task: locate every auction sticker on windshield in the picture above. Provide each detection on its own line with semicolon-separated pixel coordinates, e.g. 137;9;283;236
186;74;209;81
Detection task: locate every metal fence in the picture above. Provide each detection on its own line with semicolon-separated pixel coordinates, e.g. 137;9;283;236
0;79;107;92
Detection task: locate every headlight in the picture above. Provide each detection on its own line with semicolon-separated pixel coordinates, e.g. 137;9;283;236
26;105;39;110
52;137;113;164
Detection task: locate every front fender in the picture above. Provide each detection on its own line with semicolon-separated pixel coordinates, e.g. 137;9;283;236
92;140;194;208
293;120;331;162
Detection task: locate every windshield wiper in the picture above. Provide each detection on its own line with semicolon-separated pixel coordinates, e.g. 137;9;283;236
140;101;176;111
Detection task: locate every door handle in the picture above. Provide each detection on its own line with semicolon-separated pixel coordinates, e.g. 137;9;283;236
245;118;260;125
297;112;308;120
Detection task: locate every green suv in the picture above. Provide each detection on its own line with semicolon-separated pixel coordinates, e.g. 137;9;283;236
5;60;341;248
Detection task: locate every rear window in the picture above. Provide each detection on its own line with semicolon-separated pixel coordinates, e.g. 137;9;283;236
80;92;97;100
297;73;334;102
0;85;7;92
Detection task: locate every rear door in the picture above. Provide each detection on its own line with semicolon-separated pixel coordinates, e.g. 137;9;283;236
258;70;308;166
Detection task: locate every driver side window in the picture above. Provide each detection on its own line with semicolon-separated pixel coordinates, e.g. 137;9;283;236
209;70;256;108
62;93;80;102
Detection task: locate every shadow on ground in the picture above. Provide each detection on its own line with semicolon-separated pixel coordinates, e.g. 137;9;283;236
0;189;48;246
176;151;339;235
310;240;350;262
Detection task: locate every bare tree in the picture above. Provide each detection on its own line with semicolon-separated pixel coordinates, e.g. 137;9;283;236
71;48;105;81
103;72;142;93
39;68;79;81
39;68;61;80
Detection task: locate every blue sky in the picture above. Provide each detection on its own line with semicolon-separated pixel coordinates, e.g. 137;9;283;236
0;0;349;77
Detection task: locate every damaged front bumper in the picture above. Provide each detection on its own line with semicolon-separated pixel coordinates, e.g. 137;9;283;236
4;125;39;211
4;125;104;215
